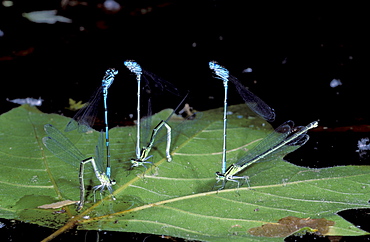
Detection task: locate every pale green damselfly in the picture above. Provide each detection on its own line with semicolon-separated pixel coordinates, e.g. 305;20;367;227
215;120;318;189
43;124;116;210
130;92;190;168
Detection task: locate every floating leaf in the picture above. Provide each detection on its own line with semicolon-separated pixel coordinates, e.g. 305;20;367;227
65;98;86;111
0;104;370;241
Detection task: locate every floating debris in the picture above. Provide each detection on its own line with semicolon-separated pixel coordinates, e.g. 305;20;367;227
282;57;288;64
248;216;335;237
52;209;66;214
38;200;79;209
330;79;342;88
22;10;72;24
242;67;253;73
356;137;370;159
65;98;85;111
2;0;13;7
7;97;43;106
103;0;121;12
178;103;195;119
357;138;370;152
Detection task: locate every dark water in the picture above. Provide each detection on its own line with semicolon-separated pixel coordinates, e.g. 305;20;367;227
1;1;370;241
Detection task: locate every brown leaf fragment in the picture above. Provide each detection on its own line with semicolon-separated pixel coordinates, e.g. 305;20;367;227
37;200;79;209
248;216;335;237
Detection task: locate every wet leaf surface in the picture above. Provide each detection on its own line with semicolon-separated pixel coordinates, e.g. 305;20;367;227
1;105;370;241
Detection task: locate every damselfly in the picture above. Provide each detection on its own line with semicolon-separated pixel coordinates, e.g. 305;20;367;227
215;120;318;189
43;124;116;210
209;61;276;176
130;92;190;168
124;60;181;168
65;68;118;179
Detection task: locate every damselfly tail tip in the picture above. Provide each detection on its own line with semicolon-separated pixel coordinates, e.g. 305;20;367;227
310;121;319;128
76;202;83;211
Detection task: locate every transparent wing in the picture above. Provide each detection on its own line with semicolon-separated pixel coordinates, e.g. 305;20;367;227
95;131;106;174
65;87;103;133
140;97;153;149
65;68;117;133
235;120;294;166
228;74;276;122
43;124;85;167
153;111;203;148
144;92;192;147
240;133;309;167
142;69;180;97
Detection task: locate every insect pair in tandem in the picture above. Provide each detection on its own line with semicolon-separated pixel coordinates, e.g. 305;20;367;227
43;60;189;210
43;60;318;210
209;61;318;190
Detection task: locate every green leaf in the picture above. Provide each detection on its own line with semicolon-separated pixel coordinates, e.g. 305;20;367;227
65;98;86;111
1;104;370;241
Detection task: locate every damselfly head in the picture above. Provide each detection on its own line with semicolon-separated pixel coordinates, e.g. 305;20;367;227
105;68;118;76
124;59;135;66
209;60;229;80
209;60;219;69
124;60;142;74
102;68;118;88
130;159;140;167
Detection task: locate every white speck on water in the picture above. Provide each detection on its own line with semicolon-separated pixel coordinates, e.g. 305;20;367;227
103;0;121;11
2;0;13;7
282;57;287;64
357;138;370;152
7;97;43;106
22;10;72;24
330;79;342;88
242;68;253;73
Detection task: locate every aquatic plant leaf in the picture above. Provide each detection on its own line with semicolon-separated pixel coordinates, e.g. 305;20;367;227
0;104;370;241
